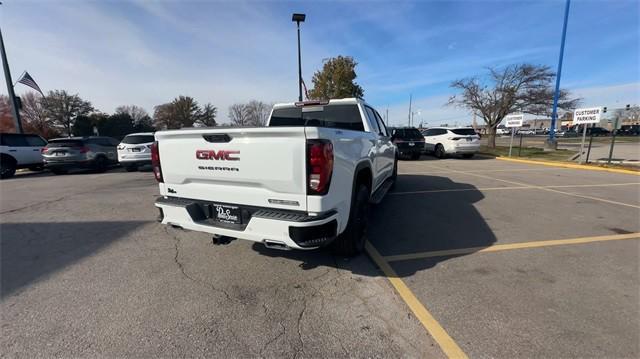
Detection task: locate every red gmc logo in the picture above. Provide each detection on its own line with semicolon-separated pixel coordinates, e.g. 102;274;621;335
196;150;240;161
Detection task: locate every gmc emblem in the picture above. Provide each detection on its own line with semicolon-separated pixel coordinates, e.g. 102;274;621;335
196;149;240;161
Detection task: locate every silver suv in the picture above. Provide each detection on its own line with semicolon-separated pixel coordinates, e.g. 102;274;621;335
43;136;119;175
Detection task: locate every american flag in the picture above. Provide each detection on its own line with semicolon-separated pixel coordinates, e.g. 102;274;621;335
17;72;44;96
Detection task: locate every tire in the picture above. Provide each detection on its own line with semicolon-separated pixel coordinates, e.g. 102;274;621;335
462;153;474;159
331;184;370;257
125;165;138;172
93;156;108;173
0;158;16;179
434;144;446;159
51;168;68;175
390;157;398;189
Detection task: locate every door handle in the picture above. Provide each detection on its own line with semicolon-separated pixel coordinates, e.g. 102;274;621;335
9;149;16;152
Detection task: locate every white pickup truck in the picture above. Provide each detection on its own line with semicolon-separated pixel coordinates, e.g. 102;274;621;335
153;98;397;256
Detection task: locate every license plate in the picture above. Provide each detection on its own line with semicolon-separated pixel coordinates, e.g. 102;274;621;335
466;137;472;142
211;204;241;224
408;142;415;146
54;151;65;156
131;148;141;152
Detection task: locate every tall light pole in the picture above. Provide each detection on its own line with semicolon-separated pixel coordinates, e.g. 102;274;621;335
0;24;22;133
292;13;306;102
547;0;571;149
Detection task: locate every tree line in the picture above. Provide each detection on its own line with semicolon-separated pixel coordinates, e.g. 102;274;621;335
1;55;580;148
0;91;274;140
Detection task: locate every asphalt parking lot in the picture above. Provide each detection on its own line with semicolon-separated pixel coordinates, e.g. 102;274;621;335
1;158;639;358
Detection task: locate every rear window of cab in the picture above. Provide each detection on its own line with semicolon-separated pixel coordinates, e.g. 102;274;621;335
269;104;365;132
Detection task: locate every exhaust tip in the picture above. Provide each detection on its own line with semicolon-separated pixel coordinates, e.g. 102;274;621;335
263;239;291;251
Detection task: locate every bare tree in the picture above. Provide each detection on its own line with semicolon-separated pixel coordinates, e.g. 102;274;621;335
448;64;580;147
244;100;270;126
20;92;55;138
197;103;218;127
115;105;148;125
41;90;93;136
153;103;177;130
228;103;249;126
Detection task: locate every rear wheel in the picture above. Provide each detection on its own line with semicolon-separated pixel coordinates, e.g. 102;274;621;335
0;158;16;179
93;156;108;173
331;184;370;257
434;144;446;159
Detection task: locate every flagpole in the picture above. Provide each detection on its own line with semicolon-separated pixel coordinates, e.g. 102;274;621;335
0;25;23;133
13;70;24;86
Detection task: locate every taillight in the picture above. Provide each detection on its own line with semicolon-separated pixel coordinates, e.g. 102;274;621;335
307;139;333;195
41;147;47;154
449;137;463;141
151;141;163;183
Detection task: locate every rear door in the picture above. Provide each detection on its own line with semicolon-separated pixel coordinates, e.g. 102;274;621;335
1;134;32;164
363;106;386;189
370;107;395;179
24;135;47;165
156;127;309;211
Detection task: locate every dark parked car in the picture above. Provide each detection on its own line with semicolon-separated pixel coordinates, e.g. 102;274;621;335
42;136;119;174
389;127;424;160
587;127;610;136
618;125;640;136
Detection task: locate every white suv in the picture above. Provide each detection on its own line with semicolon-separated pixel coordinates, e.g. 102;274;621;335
117;132;154;172
423;127;480;158
0;133;47;179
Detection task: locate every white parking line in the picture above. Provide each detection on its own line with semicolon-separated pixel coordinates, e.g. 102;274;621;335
389;182;640;196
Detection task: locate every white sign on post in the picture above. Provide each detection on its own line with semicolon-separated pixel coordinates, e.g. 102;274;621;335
504;115;524;128
573;107;602;125
503;114;523;157
573;107;602;164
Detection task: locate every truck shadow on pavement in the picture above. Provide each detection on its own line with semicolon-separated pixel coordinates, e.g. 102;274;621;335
253;175;496;277
0;220;148;299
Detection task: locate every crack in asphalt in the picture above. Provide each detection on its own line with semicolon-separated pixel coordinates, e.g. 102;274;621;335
165;227;236;302
293;297;308;359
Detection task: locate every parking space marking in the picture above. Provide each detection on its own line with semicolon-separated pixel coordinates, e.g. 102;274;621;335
383;232;640;262
388;182;640;196
421;164;640;209
365;241;468;359
400;167;566;175
496;157;640;176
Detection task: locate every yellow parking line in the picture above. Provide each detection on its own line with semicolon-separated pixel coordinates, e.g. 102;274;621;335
496;157;640;176
383;232;640;262
365;241;468;359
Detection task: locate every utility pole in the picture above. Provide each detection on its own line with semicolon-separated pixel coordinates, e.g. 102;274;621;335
408;94;412;127
0;25;22;133
547;0;571;150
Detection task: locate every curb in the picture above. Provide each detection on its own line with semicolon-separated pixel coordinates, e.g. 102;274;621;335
495;157;640;176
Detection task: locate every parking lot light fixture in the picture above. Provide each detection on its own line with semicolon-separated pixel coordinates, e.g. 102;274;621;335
292;13;306;102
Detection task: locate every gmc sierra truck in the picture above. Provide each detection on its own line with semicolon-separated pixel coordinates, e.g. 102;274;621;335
153;98;397;256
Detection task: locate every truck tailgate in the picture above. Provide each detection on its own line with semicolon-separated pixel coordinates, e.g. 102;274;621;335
155;127;308;211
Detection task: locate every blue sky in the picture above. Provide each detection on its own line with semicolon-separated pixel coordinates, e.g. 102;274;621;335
1;0;638;126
